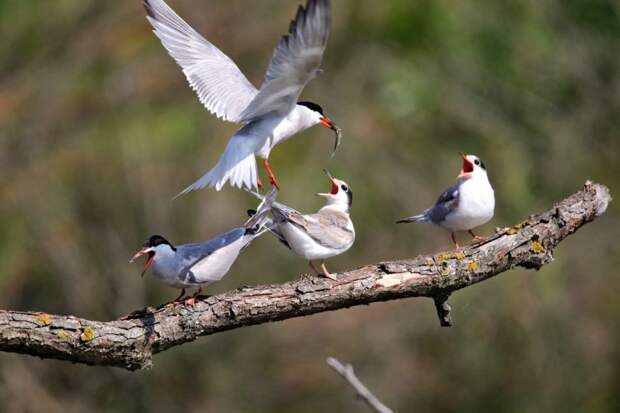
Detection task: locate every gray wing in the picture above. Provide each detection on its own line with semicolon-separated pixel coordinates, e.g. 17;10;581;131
238;0;330;122
176;227;245;271
278;208;353;250
144;0;258;123
427;182;461;224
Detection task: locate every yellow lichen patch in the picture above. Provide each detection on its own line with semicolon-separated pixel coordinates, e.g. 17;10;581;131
57;330;69;340
35;313;52;326
530;241;545;254
436;252;466;265
508;220;529;235
80;327;95;342
466;261;478;272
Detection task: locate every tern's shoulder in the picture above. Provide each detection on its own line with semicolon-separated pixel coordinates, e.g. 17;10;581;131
435;182;461;207
177;228;246;259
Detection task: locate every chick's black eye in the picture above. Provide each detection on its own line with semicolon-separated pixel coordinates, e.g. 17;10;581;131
341;184;348;192
474;159;480;166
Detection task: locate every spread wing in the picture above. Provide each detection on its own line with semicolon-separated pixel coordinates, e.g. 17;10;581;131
144;0;258;123
238;0;331;122
427;183;460;224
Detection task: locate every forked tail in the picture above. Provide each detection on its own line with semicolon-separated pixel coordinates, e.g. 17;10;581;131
396;213;428;224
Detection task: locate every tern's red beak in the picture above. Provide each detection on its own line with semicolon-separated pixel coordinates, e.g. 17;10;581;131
130;248;154;277
319;116;335;130
316;169;338;197
458;153;474;178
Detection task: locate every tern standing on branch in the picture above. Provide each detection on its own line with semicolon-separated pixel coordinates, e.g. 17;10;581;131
251;171;354;279
397;154;495;248
130;189;278;305
144;0;341;195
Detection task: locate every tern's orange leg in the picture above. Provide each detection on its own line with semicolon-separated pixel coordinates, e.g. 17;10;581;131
468;230;486;242
320;261;338;281
257;176;264;190
451;232;461;249
184;287;202;306
263;159;280;190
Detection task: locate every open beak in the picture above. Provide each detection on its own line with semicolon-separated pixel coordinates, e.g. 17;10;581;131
458;153;474;178
320;116;342;159
130;247;154;277
316;169;338;197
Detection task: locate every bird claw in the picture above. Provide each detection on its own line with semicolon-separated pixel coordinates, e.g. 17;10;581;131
323;273;338;281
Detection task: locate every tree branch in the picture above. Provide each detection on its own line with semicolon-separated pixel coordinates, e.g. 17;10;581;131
327;357;395;413
0;182;611;371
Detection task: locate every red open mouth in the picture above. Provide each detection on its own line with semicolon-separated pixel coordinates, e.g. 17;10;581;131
141;253;154;277
462;158;474;174
330;182;339;194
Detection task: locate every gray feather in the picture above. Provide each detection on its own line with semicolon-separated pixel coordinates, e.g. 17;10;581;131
398;182;462;226
239;0;331;122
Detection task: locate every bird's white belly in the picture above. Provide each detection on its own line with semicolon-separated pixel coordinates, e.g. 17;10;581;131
255;115;300;159
442;182;495;231
279;223;345;260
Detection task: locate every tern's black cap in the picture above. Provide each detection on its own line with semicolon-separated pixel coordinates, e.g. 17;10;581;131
144;235;173;248
298;101;324;115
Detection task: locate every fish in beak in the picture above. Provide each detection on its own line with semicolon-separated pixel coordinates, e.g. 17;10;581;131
316;169;339;198
130;247;154;277
320;116;342;159
458;153;474;179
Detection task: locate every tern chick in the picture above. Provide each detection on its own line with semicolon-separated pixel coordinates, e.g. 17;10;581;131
397;154;495;249
251;171;354;280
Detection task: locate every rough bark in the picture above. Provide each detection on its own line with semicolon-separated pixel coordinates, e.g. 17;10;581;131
0;182;611;371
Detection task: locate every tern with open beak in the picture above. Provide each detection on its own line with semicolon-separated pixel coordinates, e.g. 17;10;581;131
250;171;354;280
396;154;495;249
130;189;277;305
144;0;341;194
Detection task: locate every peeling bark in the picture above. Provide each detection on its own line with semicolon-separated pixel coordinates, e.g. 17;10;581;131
0;182;611;370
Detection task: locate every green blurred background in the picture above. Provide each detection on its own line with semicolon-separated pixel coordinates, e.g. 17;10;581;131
1;0;619;411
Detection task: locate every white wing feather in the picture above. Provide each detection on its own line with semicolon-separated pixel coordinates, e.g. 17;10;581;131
144;0;258;123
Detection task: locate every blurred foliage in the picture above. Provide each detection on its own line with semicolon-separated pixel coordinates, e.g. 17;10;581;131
0;0;619;412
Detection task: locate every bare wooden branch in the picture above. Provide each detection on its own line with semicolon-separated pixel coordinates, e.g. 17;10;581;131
327;357;394;413
0;182;611;370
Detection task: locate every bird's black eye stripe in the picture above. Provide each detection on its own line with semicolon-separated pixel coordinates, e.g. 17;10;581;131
480;161;486;170
341;184;348;191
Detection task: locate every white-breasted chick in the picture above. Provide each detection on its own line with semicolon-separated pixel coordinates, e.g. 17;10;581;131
260;171;354;280
143;0;341;194
397;154;495;248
